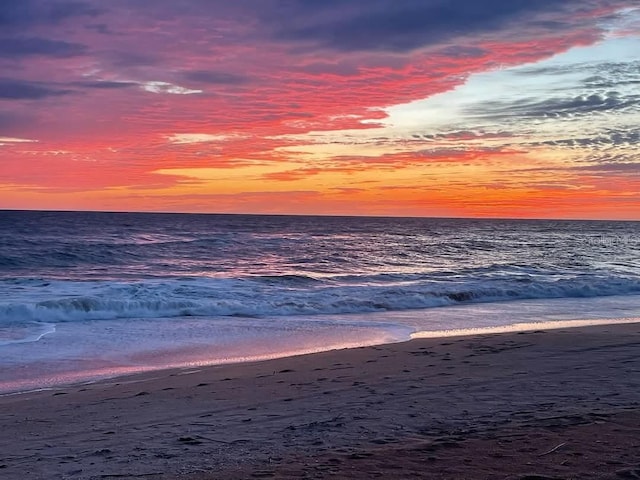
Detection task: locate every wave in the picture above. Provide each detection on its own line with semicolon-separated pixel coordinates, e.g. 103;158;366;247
1;272;640;324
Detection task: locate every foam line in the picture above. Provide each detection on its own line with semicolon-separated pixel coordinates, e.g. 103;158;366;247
411;317;640;338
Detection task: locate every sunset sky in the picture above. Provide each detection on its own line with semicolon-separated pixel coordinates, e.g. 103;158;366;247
1;0;638;219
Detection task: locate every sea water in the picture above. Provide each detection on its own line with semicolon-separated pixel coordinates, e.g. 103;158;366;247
1;211;639;393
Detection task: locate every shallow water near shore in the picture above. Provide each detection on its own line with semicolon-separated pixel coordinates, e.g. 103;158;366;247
2;294;639;394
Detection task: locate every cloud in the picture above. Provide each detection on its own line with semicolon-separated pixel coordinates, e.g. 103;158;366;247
84;23;112;35
0;151;197;192
572;163;640;173
260;146;524;183
0;137;38;146
517;60;640;90
527;129;640;149
461;57;640;129
0;37;86;58
140;81;202;95
262;168;323;182
262;0;622;52
465;90;639;121
183;70;250;85
72;80;137;89
167;133;248;144
0;78;135;102
512;157;640;180
0;110;34;134
0;78;70;99
102;50;159;69
416;130;515;142
297;61;361;77
0;1;100;28
585;60;640;88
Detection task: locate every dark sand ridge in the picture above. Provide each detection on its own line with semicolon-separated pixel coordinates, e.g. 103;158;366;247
1;322;639;479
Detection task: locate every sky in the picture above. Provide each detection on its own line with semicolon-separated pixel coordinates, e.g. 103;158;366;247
0;0;638;219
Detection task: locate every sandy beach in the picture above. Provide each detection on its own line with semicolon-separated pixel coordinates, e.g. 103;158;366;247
1;322;639;480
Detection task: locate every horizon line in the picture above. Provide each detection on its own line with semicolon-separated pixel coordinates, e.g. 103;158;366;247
1;208;638;223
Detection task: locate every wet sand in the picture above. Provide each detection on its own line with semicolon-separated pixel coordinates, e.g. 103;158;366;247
1;323;639;479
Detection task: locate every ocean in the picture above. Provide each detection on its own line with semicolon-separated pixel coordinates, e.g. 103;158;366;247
1;210;639;393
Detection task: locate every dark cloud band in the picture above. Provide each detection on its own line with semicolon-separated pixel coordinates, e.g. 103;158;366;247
0;37;86;58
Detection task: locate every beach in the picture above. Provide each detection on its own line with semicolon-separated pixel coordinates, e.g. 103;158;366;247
1;322;639;479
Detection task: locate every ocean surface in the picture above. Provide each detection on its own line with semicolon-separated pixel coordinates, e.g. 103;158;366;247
1;210;639;393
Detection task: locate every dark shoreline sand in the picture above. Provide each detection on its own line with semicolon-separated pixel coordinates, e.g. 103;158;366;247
1;323;639;479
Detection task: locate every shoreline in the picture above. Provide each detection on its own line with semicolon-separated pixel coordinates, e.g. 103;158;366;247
3;315;640;397
1;321;639;479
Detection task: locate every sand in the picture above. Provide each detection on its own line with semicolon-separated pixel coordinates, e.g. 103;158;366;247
1;323;639;479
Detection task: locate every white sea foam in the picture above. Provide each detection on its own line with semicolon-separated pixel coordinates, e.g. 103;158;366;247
1;274;639;325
